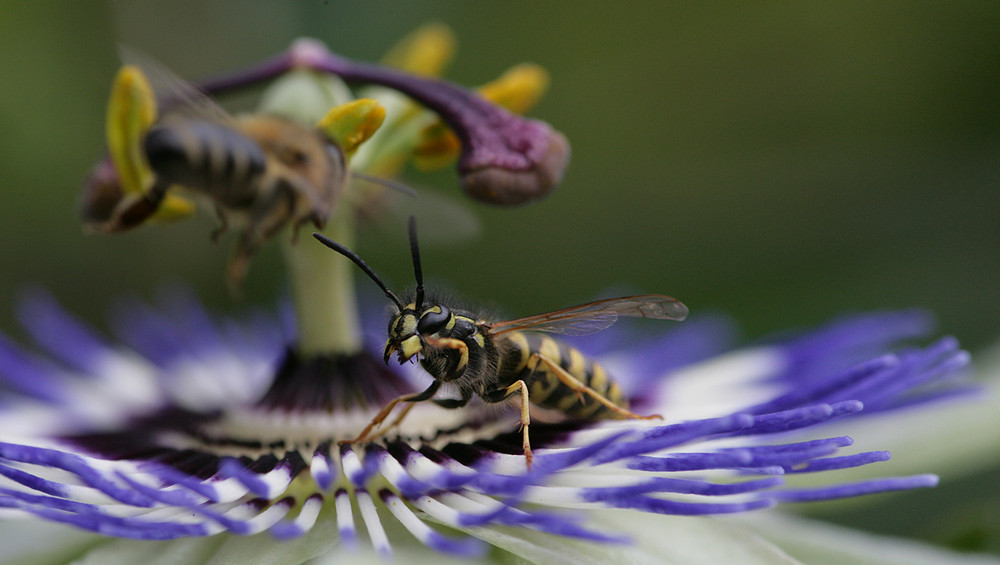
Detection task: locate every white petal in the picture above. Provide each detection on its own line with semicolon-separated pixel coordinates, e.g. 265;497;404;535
742;512;1000;565
70;535;224;565
203;519;339;565
652;348;785;420
459;509;800;565
0;520;100;565
818;341;1000;481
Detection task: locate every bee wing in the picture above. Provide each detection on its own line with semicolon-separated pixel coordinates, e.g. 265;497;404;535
487;294;688;337
119;46;234;124
356;178;482;246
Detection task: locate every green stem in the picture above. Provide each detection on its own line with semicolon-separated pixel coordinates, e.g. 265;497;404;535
283;203;362;355
260;70;362;355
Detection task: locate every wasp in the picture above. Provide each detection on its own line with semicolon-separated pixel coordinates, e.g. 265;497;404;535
82;57;352;286
313;218;688;465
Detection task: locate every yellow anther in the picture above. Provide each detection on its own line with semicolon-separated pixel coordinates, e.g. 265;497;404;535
153;194;198;221
105;66;195;222
380;22;456;77
106;66;156;197
411;122;462;171
318;98;386;156
478;63;549;115
412;63;551;171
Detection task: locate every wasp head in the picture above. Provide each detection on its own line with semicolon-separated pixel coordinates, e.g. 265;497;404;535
383;302;453;364
312;217;442;365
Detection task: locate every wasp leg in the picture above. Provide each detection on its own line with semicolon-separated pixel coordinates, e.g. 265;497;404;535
433;396;472;409
423;335;469;379
484;380;533;467
341;380;442;445
374;388;473;441
433;384;474;410
531;353;663;421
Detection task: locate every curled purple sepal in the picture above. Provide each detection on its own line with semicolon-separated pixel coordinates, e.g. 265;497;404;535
199;39;570;206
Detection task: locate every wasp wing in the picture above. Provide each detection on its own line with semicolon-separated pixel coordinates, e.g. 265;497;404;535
488;294;688;337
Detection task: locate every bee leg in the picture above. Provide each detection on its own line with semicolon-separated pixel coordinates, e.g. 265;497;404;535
485;380;534;467
531;353;662;421
226;233;260;294
290;209;326;245
225;186;297;289
341;380;442;445
112;178;171;231
249;181;296;243
210;204;229;242
289;221;302;244
423;336;469;379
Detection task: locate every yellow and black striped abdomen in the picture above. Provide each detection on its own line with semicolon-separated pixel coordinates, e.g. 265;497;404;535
497;332;628;420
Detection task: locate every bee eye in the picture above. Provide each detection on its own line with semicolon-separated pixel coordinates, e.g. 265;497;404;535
417;305;451;334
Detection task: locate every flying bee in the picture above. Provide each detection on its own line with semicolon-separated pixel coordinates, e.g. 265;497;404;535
143;112;347;284
82;55;361;287
313;218;688;466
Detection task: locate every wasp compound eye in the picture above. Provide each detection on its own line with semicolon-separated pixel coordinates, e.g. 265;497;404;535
417;305;451;334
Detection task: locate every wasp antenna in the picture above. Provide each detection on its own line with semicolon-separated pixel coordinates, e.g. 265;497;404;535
312;233;404;311
408;216;425;309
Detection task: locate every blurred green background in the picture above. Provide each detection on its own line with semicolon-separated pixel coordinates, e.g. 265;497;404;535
1;0;999;556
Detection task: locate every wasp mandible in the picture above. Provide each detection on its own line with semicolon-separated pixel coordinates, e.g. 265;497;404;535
313;218;688;465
